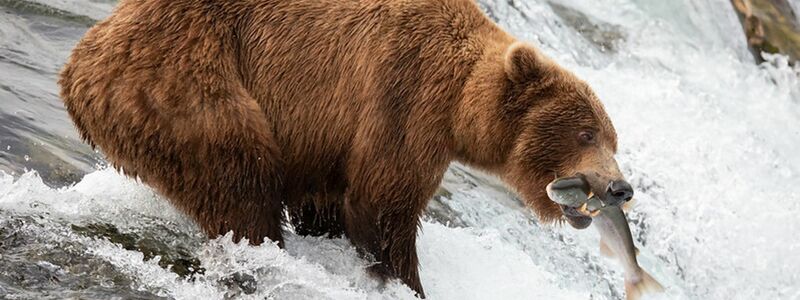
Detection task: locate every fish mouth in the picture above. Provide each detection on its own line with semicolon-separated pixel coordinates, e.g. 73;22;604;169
561;205;593;229
576;193;604;217
560;191;604;218
547;176;606;228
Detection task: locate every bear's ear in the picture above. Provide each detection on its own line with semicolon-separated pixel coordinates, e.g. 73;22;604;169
504;42;548;84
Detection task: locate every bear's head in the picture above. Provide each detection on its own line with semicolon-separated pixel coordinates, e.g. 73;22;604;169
462;42;630;229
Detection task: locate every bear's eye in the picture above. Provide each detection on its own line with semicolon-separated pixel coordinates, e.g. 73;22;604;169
578;131;595;144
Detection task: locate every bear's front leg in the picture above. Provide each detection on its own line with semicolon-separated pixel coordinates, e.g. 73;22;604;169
344;155;448;298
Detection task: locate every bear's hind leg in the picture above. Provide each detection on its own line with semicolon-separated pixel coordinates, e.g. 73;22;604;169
195;144;286;246
104;89;286;247
60;25;287;247
146;111;287;247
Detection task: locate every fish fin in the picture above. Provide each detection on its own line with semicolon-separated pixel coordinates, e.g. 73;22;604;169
599;238;615;257
625;269;664;300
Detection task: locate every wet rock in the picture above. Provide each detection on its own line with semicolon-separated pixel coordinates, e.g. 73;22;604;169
730;0;800;63
424;186;468;228
71;222;205;278
220;272;258;296
547;2;626;53
0;215;167;299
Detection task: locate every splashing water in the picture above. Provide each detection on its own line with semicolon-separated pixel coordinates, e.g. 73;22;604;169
1;0;799;299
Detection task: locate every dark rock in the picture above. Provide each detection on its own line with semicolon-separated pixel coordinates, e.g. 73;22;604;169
0;215;168;299
220;272;258;296
424;186;468;228
547;2;626;53
71;222;205;278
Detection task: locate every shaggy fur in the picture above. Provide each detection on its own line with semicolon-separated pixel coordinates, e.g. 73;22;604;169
59;0;620;296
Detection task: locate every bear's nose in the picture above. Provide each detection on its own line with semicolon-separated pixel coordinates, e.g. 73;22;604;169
605;180;633;206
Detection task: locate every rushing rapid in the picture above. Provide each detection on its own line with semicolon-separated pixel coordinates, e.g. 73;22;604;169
1;0;799;299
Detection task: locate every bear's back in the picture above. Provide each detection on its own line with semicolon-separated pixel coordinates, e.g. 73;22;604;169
60;0;506;183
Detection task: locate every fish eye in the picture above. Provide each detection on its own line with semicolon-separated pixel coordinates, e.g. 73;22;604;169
578;130;595;144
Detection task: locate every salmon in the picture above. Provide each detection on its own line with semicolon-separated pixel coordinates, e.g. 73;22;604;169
546;177;664;299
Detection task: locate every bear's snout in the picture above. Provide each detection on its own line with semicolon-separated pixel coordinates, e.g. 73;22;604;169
605;180;633;207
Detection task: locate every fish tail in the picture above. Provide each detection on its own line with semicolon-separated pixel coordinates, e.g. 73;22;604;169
624;269;664;300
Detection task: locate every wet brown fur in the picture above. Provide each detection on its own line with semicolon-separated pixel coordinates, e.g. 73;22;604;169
59;0;618;296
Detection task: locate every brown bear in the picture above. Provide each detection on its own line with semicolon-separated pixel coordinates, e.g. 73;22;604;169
59;0;632;297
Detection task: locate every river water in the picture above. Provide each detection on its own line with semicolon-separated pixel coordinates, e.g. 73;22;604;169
1;0;799;299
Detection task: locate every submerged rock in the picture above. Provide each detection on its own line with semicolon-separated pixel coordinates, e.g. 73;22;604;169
424;186;468;228
547;2;626;53
730;0;800;64
0;215;168;299
71;222;205;278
